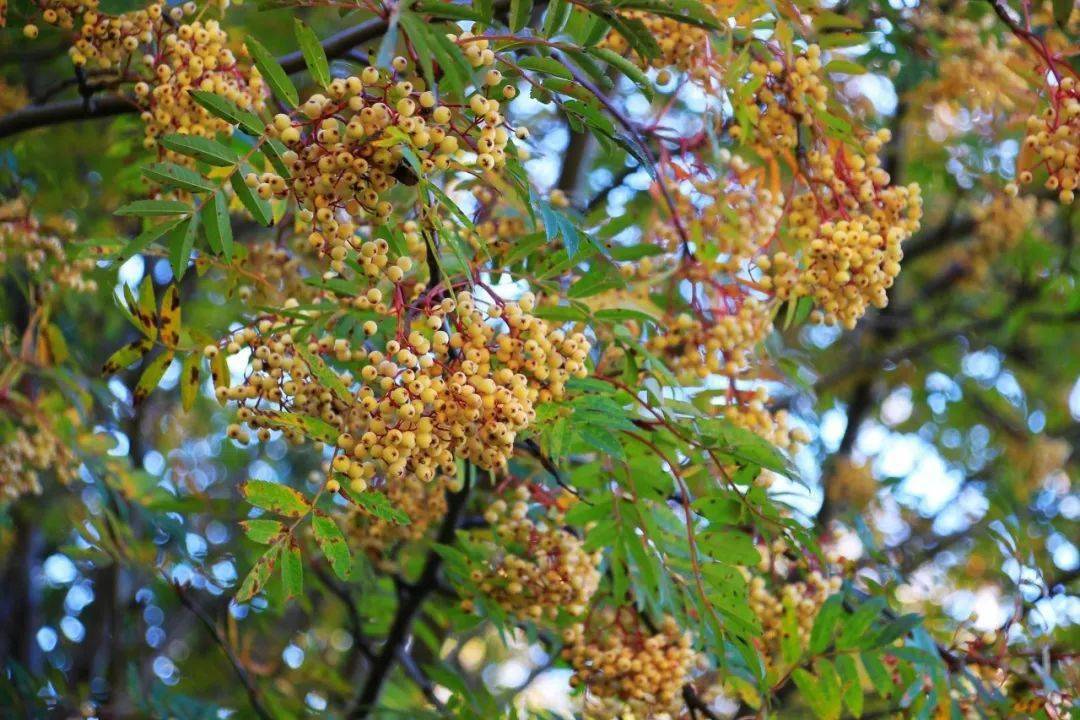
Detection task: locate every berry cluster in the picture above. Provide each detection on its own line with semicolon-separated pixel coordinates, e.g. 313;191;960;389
597;10;710;77
0;199;97;295
563;609;695;719
914;13;1030;126
647;297;772;380
0;417;79;501
721;387;808;455
67;0;164;69
259;63;522;235
134;17;266;156
464;486;601;622
733;45;828;154
1013;76;1079;203
213;290;590;491
768;134;923;329
954;193;1042;280
744;539;842;673
653;162;784;267
347;473;450;568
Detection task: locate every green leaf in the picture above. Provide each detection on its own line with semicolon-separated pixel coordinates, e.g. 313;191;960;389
473;0;494;22
294;19;331;87
588;47;654;100
351;491;411;525
241;479;311;517
44;323;68;364
605;14;661;60
818;31;868;48
312;513;352;580
295;343;352;404
809;593;845;654
837;596;886;649
813;10;864;31
242;518;285;544
189;90;264;135
824;59;867;75
399;13;435;92
701;418;794;477
230;170;273;226
102;338;154;375
543;0;572;35
567;266;623;299
261;137;292;178
237;544;280;602
282;541;303;600
579;425;624;461
1053;0;1072;28
791;668;830;720
516;56;573;80
696;530;760;565
246;36;299;107
180;353;201;412
168;214;199;281
115;199;192;217
413;0;486;20
814;658;844;720
872;613;923;647
861;652;892;698
114;216;186;266
201;190;234;260
836;653;864;718
158;134;239;166
509;0;533;31
133;351;173;404
143;162;217;194
258;411;341;444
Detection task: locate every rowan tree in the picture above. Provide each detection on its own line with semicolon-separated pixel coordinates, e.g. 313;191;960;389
0;0;1077;718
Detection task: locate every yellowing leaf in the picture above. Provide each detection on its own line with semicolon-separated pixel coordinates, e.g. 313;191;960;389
210;349;229;399
103;338;154;376
133;350;173;404
180;353;200;411
158;285;181;347
237;544;280;602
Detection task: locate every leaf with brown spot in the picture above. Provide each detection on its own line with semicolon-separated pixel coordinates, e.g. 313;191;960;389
241;519;285;544
133;351;173;404
102;338;154;376
180;353;200;411
210;349;229;401
236;544;281;603
241;479;310;517
312;512;352;580
158;285;182;348
282;540;303;600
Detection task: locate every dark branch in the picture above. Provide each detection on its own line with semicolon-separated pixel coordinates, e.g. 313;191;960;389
346;468;473;718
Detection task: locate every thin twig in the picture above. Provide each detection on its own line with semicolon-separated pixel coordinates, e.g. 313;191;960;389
171;582;272;720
